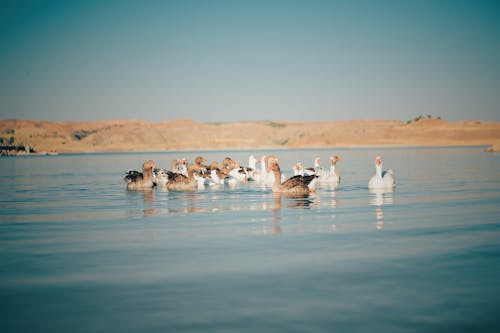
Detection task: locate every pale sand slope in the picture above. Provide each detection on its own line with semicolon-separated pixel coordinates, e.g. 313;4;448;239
1;118;499;153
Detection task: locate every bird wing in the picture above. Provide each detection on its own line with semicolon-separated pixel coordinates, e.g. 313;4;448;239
282;175;317;189
124;170;143;183
168;172;189;184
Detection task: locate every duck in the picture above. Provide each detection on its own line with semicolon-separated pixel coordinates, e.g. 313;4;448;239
124;160;156;190
321;155;343;184
368;156;395;189
267;157;319;196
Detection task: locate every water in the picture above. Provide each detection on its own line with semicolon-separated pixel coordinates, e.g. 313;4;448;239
1;147;499;332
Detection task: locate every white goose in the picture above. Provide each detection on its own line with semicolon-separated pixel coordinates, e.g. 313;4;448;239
293;162;304;176
228;161;249;182
304;157;323;176
246;155;258;180
368;156;395;189
252;155;268;183
320;155;342;184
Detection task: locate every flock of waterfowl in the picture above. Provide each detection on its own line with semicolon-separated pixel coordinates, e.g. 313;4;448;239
124;154;395;195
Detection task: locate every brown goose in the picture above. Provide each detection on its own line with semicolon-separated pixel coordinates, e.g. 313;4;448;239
191;156;209;173
124;160;156;190
268;158;319;196
171;159;180;173
166;165;197;191
220;157;234;176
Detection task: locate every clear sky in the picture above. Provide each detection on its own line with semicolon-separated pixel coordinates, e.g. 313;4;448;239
0;0;499;123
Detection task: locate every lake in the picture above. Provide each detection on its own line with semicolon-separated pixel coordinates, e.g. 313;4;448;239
1;147;499;332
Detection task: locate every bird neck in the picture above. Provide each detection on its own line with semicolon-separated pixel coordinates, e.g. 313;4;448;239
143;167;153;182
187;169;196;181
261;161;267;173
272;168;282;188
329;164;336;175
375;164;383;178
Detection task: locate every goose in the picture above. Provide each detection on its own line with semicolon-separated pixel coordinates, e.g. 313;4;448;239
262;155;286;185
193;170;210;189
151;159;182;187
191;157;216;187
321;155;343;183
177;158;188;176
209;162;237;185
166;165;198;191
368;156;395;189
153;168;170;187
191;156;209;173
267;157;319;196
304;157;323;176
248;155;258;170
252;155;268;183
244;155;258;180
293;162;304;176
124;160;156;190
170;159;180;173
228;161;249;182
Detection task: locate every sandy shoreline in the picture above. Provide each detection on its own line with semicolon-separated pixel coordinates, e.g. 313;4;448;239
1;118;499;154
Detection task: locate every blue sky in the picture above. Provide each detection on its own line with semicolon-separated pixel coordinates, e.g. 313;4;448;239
0;0;499;122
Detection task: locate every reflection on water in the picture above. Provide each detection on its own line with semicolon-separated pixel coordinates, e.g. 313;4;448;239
131;186;323;219
1;148;500;333
369;188;394;207
328;188;337;208
271;192;318;210
369;188;394;230
123;180;338;234
375;207;384;230
261;223;283;235
142;189;157;216
126;188;157;216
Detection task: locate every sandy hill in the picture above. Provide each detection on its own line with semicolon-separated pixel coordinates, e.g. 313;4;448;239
1;118;499;153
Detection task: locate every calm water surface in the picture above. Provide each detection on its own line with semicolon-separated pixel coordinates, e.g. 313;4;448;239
1;147;499;332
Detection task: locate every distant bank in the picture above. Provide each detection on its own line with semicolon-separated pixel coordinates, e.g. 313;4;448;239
1;117;499;154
